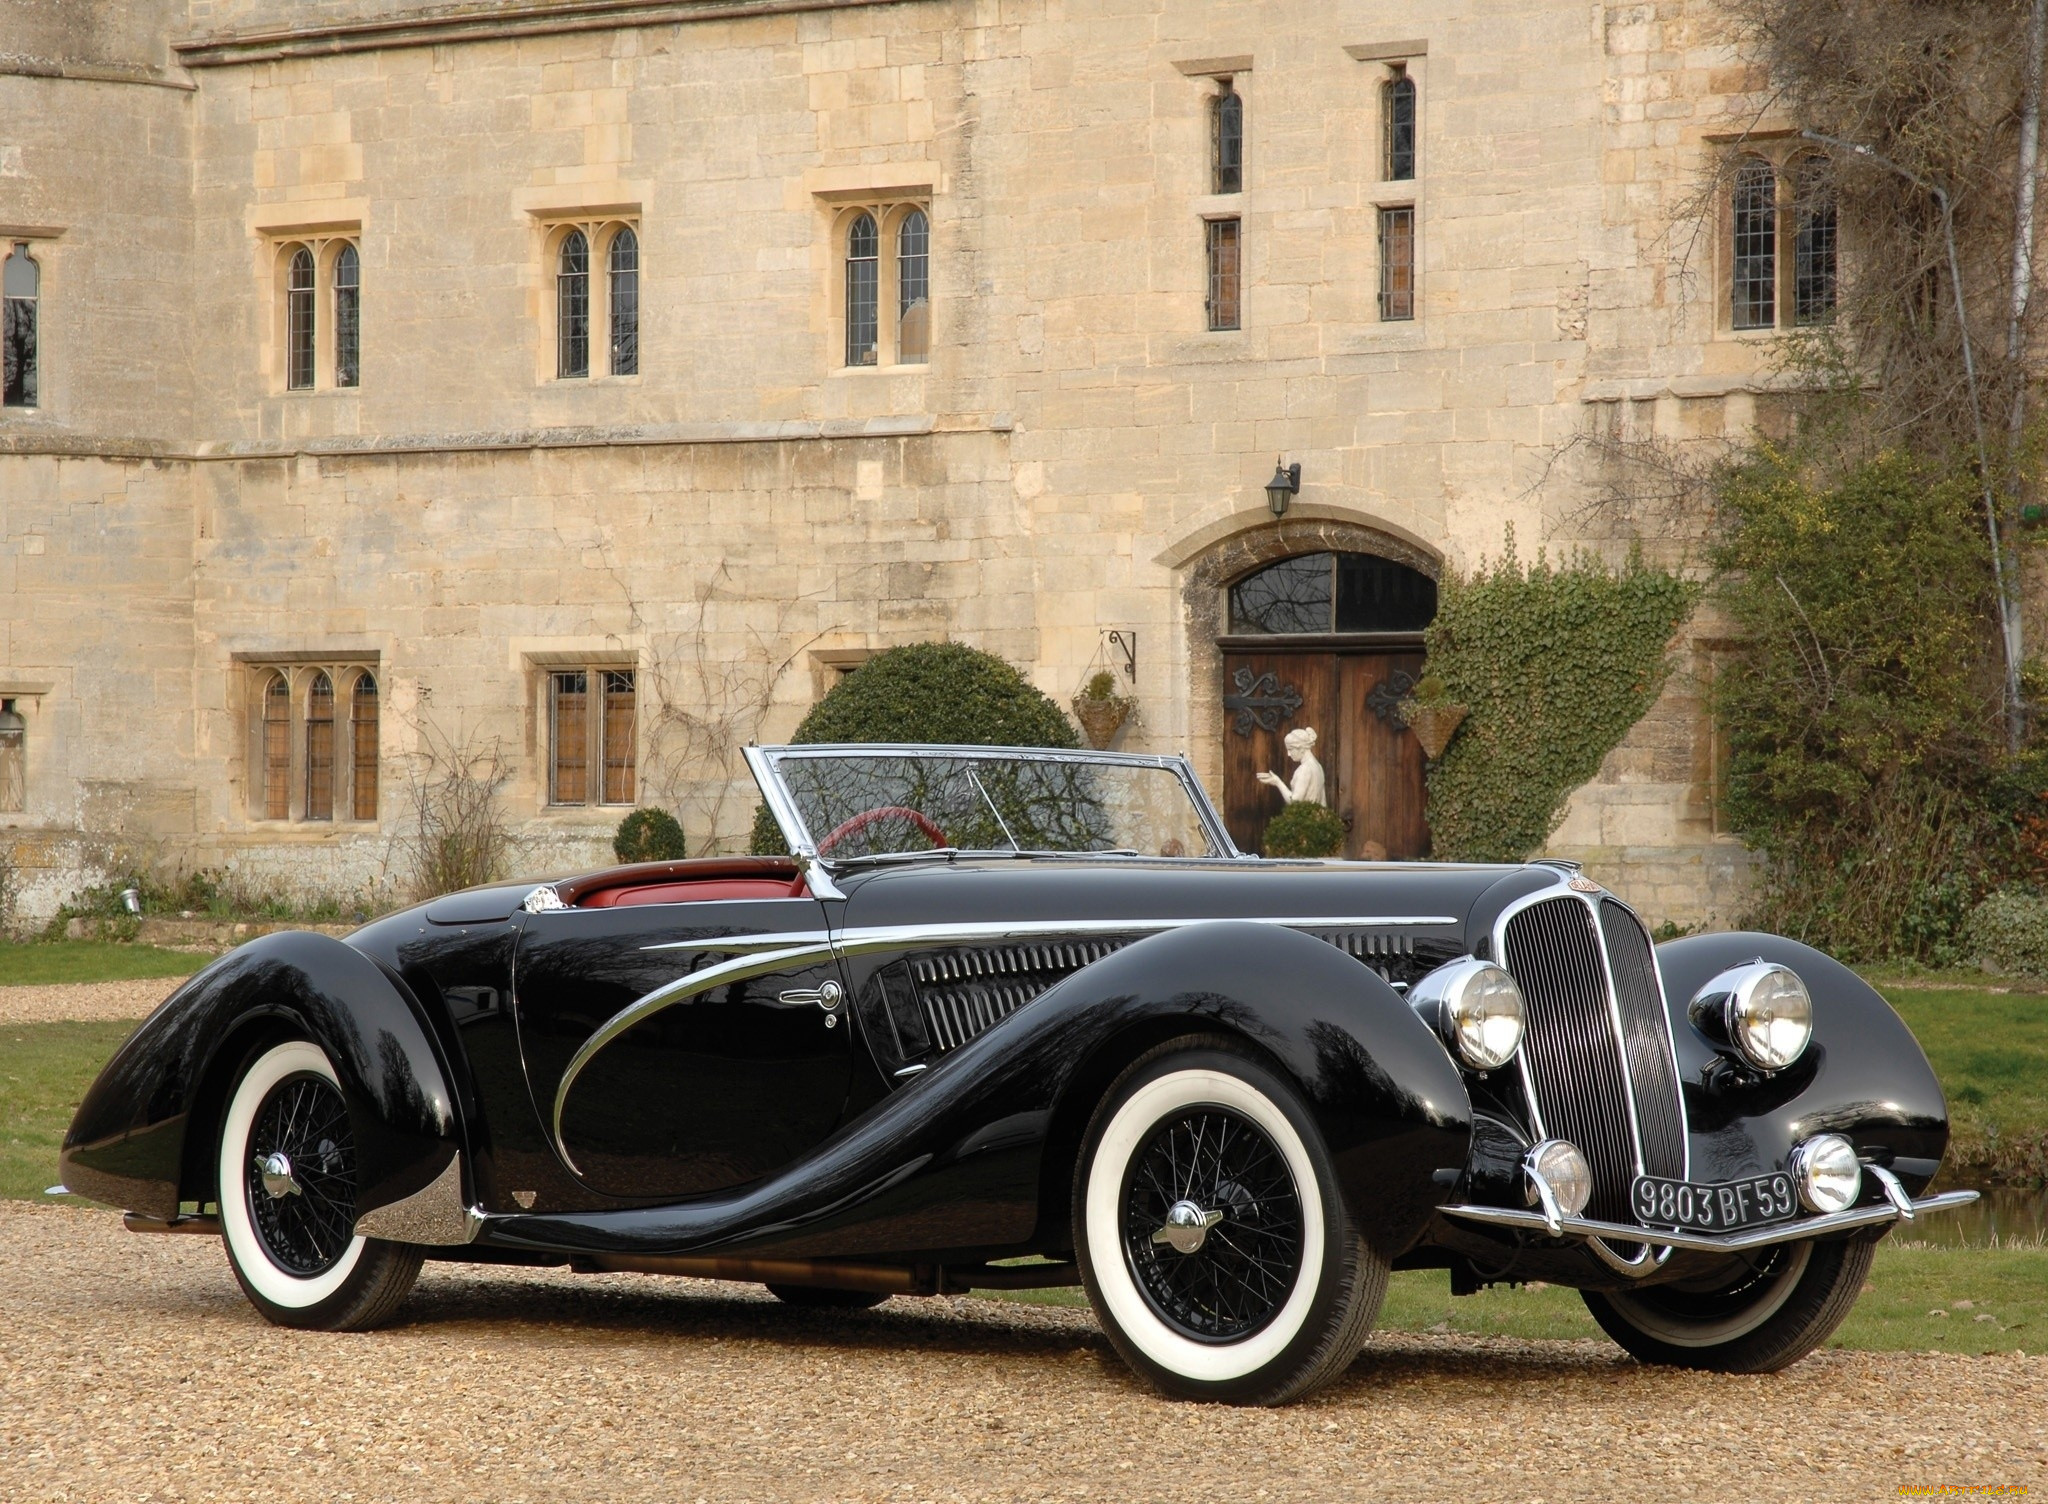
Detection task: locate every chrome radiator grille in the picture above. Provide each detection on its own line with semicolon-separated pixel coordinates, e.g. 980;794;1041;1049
1598;898;1686;1180
1503;895;1686;1224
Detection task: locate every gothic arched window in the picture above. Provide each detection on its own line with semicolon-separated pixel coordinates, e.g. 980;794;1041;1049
1213;82;1243;194
1383;71;1416;182
286;246;316;390
1793;154;1837;326
262;673;291;819
557;229;590;378
1732;157;1778;330
3;243;38;408
351;672;379;821
897;210;930;364
334;242;360;388
845;213;879;367
305;671;335;821
608;226;639;376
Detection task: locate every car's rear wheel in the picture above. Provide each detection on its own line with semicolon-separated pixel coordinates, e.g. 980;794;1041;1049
1582;1236;1876;1372
1073;1036;1387;1406
217;1039;422;1331
765;1284;891;1310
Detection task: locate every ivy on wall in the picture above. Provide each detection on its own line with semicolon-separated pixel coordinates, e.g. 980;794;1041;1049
1423;531;1701;863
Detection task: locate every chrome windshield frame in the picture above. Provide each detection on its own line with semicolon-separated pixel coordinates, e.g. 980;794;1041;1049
741;742;1245;878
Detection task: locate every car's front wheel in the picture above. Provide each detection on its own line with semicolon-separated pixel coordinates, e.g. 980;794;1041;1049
217;1039;423;1331
1073;1036;1387;1405
1582;1236;1876;1372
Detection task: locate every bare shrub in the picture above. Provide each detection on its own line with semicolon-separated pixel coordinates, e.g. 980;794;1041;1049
396;723;512;900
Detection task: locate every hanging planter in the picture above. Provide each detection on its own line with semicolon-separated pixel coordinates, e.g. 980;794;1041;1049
1397;699;1468;761
1072;690;1135;749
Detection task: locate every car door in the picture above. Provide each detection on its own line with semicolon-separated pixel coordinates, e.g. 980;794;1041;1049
512;894;852;1200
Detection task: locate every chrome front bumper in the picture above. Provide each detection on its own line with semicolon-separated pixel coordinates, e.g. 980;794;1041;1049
1441;1185;1979;1263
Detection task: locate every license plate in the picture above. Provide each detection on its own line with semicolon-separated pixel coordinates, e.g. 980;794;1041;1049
1631;1172;1798;1231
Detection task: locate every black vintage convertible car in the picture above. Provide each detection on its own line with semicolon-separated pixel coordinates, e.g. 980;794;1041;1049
62;744;1973;1404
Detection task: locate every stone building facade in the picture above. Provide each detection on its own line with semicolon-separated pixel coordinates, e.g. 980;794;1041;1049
0;0;1790;925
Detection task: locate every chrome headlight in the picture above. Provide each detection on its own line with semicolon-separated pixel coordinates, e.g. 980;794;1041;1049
1788;1133;1862;1213
1689;961;1812;1071
1410;958;1526;1070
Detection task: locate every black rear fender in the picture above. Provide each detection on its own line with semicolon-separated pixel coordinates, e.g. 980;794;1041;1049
61;931;461;1221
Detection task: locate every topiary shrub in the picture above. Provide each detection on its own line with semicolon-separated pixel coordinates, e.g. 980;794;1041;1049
1260;801;1348;859
614;807;689;864
1963;888;2048;976
751;643;1077;853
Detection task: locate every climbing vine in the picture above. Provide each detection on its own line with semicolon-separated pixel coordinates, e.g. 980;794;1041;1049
1422;532;1700;863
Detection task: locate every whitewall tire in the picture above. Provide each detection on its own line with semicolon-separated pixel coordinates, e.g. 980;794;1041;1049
217;1039;423;1330
1073;1036;1388;1405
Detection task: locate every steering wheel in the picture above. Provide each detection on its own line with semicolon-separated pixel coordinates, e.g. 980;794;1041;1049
816;805;949;856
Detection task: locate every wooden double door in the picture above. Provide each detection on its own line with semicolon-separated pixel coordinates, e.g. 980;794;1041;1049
1220;645;1429;860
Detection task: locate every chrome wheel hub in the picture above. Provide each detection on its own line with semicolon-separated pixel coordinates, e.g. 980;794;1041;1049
255;1151;302;1200
1151;1198;1225;1255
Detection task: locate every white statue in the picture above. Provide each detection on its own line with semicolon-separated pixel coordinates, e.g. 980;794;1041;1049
1257;726;1326;806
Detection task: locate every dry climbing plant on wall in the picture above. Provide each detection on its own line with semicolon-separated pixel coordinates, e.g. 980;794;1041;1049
1421;532;1700;864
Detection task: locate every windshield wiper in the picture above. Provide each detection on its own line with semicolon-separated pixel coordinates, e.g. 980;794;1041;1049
826;847;962;870
964;767;1022;852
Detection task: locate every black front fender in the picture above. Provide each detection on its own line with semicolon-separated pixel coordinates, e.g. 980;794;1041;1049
487;921;1473;1263
61;931;461;1221
1654;932;1950;1192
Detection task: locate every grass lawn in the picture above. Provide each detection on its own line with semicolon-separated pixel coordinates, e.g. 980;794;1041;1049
1875;983;2048;1184
0;942;204;988
0;1020;142;1202
987;1247;2045;1355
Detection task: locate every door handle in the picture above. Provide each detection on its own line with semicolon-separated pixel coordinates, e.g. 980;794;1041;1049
777;980;844;1027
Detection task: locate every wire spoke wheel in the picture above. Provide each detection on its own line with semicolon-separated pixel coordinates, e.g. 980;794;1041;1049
246;1072;359;1276
1121;1107;1304;1342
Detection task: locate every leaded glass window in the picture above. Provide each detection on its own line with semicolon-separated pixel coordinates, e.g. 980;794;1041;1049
1732;158;1777;331
286;247;316;391
602;669;636;805
262;673;291;820
1793;155;1836;326
1229;552;1437;634
1213;82;1243;194
334;243;360;389
1383;72;1416;182
305;672;335;821
1206;218;1241;331
351;672;378;821
609;227;639;376
1378;206;1415;320
845;213;879;366
897;210;930;364
551;671;588;805
3;243;38;409
557;229;590;378
0;701;25;814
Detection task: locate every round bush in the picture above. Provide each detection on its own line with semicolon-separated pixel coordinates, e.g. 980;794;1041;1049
1963;888;2048;976
614;808;689;864
1260;801;1348;859
751;643;1077;854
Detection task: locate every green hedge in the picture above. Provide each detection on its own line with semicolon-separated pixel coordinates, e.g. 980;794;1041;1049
1423;533;1699;863
1963;889;2048;977
1260;801;1348;858
751;643;1076;853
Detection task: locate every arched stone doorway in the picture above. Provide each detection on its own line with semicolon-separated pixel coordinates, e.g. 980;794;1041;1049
1180;519;1441;859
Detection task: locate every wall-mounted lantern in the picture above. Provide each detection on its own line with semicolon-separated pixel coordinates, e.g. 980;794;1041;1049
1265;458;1302;517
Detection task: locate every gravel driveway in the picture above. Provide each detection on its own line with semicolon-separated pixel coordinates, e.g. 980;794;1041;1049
2;1204;2042;1502
0;979;181;1025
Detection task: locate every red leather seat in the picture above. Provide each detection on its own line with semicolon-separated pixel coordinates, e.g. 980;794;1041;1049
579;876;809;908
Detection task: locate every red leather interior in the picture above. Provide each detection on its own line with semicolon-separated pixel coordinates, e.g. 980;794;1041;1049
579;876;809;908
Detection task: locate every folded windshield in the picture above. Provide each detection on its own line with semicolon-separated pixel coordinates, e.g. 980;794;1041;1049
753;747;1229;861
